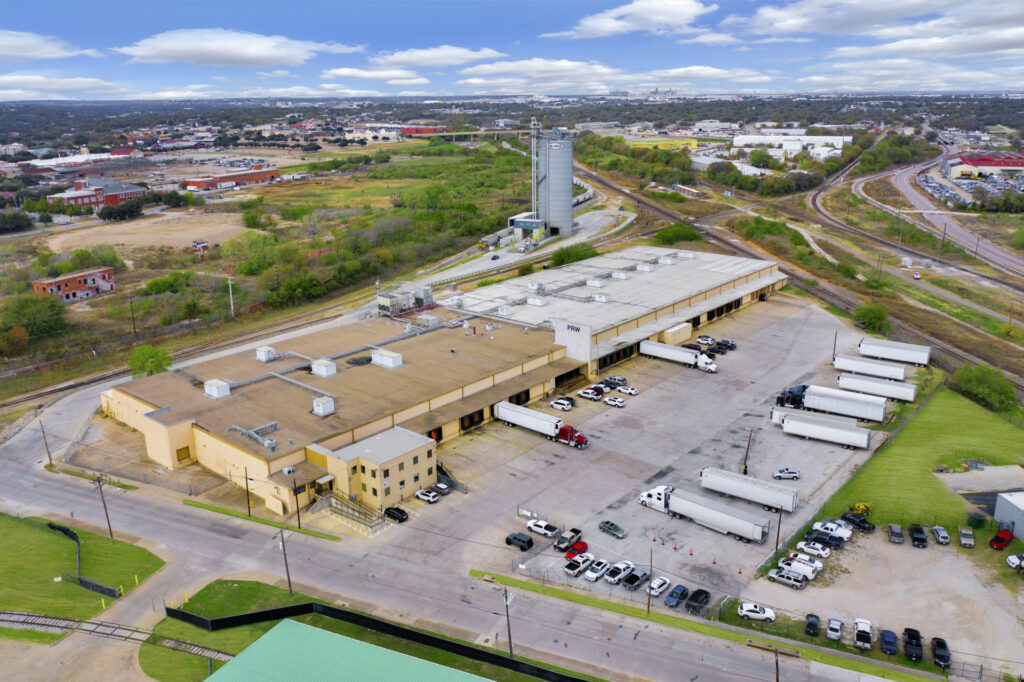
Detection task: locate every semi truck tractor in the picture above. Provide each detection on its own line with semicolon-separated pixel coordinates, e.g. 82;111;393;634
776;385;886;422
837;373;917;402
781;413;871;449
492;402;589;449
699;467;798;513
858;338;931;366
639;340;717;373
833;354;907;381
638;485;770;543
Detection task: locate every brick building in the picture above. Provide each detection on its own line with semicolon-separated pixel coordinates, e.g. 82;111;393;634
46;178;146;209
32;267;115;302
182;165;279;190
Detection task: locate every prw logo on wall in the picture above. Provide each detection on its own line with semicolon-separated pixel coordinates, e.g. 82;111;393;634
567;324;582;333
548;143;563;150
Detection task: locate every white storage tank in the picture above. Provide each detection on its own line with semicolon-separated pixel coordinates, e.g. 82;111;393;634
371;349;403;369
256;346;276;363
204;379;231;399
311;358;337;378
312;396;335;417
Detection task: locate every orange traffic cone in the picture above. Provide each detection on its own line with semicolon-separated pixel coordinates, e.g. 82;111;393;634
689;547;693;556
652;535;657;542
674;543;678;551
713;555;716;564
661;538;665;545
738;566;742;574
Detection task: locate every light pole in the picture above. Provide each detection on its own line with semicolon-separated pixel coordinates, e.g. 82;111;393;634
94;474;114;542
503;587;514;659
276;530;293;595
895;207;904;262
227;276;235;319
128;295;138;342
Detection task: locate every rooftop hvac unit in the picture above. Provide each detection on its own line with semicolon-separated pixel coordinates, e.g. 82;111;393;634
527;281;543;291
416;314;439;328
593;293;611;303
312;395;335;417
637;263;655;272
283;466;296;475
204;379;231;399
255;346;277;363
311;358;337;378
676;251;696;259
371;348;403;369
657;257;675;265
585;279;604;288
611;271;630;280
497;307;514;317
450;296;464;308
526;297;548;307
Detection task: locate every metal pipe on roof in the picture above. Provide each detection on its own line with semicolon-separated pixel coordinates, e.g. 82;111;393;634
269;373;337;398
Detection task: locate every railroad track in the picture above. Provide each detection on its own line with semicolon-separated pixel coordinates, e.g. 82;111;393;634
0;611;152;642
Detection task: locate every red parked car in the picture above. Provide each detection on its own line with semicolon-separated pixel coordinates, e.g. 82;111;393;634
565;541;589;559
990;530;1015;550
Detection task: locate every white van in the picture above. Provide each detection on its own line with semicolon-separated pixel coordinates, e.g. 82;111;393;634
778;557;819;580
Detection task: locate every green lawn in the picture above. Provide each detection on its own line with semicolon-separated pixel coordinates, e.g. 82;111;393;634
0;514;165;620
0;625;65;645
143;579;593;682
821;389;1024;530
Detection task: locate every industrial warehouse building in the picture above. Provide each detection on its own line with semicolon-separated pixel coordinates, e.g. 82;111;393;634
942;151;1024;178
182;165;280;190
101;246;785;516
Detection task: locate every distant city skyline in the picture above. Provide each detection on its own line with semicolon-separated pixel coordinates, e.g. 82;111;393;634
1;0;1022;100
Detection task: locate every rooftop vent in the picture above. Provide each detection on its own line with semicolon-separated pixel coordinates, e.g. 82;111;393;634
636;263;655;272
657;257;675;265
593;293;611;303
497;307;514;317
526;297;548;307
204;379;231;399
611;271;630;280
527;281;543;291
371;348;403;369
255;346;277;363
450;296;463;308
585;279;604;288
283;466;296;475
311;358;337;378
416;314;439;328
312;395;335;417
677;251;697;259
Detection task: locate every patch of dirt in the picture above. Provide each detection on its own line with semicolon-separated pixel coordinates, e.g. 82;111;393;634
47;211;250;251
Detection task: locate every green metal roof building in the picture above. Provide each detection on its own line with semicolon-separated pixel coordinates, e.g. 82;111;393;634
209;619;488;681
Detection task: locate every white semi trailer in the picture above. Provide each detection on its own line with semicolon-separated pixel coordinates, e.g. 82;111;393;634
699;467;798;513
638;485;770;543
778;385;886;422
838;373;917;402
639;340;717;373
492;402;590;449
833;354;907;381
770;406;857;428
781;413;871;449
859;338;931;366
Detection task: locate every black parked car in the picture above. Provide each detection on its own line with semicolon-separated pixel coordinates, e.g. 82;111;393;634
685;589;711;614
717;338;737;350
931;637;951;668
903;628;923;661
840;512;876;533
804;529;844;549
908;524;928;548
384;507;408;522
805;613;820;637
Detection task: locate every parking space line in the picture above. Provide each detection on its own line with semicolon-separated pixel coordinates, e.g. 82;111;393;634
475;430;537;453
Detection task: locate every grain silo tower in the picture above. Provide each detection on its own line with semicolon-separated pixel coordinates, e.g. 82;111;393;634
532;119;574;236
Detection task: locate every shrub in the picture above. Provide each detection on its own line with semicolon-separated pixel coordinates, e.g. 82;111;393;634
1012;226;1024;251
854;304;890;333
128;345;172;378
655;222;700;245
517;262;535;277
0;293;67;338
551;243;598;267
950;365;1017;411
837;263;858;279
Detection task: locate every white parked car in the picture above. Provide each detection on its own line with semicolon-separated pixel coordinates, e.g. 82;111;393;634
796;541;831;558
415;489;439;503
697;335;715;345
549;398;573;411
1007;552;1024;569
787;552;824;572
604;396;626;408
577;388;602;401
813;521;853;541
527;519;558;537
604;560;635;584
826;617;843;640
647;576;671;596
737;602;775;622
583;559;610;582
616;386;638;395
772;468;800;480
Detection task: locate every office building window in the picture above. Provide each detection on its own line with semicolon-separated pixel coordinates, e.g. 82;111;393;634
413;455;419;465
427;449;433;459
361;483;367;492
427;466;433;476
414;474;420;483
398;462;404;471
360;465;366;474
383;468;390;477
372;488;377;497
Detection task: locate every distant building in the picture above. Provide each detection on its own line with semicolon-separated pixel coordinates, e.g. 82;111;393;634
994;491;1024;535
0;142;26;156
575;122;620;130
401;126;446;135
942;151;1024;178
493;119;520;129
182;165;280;190
33;267;115;303
47;178;146;209
732;134;851;149
110;147;143;157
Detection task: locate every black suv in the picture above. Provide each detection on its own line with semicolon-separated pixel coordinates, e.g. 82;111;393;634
685;589;711;614
804;529;844;549
505;532;533;551
805;614;820;636
384;507;408;523
908;524;928;548
840;512;876;533
718;338;737;350
931;638;951;668
903;628;923;661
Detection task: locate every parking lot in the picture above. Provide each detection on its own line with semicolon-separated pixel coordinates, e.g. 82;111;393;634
357;293;882;606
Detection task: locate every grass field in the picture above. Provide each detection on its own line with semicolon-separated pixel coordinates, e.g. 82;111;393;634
0;514;164;621
0;625;65;644
143;580;589;682
627;138;698;150
821;389;1024;530
253;176;422;210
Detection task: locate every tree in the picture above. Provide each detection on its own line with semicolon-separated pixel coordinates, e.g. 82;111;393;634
551;243;598;267
517;262;535;277
854;304;890;333
37;212;53;224
0;326;29;357
0;293;67;338
0;211;33;234
749;148;772;169
950;364;1017;411
128;345;172;378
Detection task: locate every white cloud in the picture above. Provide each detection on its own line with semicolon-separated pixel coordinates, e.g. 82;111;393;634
0;30;103;61
257;69;299;80
113;29;361;67
136;84;216;99
370;45;506;67
210;76;233;83
795;58;1020;91
677;32;740;45
461;58;624;82
231;84;385;97
541;0;717;39
321;67;418;80
723;0;950;35
830;27;1024;60
751;37;812;44
0;73;126;93
385;77;430;86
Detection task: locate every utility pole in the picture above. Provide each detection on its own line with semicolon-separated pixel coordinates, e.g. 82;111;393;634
939;224;947;254
895;207;904;262
128;295;137;342
243;466;252;517
503;587;514;659
774;508;783;553
274;264;280;290
646;546;653;616
276;530;293;595
293;477;302;530
832;330;838;359
227;276;235;319
40;421;52;466
94;475;114;542
741;428;753;476
974;233;980;258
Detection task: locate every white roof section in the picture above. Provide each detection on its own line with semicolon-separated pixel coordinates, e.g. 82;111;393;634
327;426;434;465
446;246;780;333
998;491;1024;511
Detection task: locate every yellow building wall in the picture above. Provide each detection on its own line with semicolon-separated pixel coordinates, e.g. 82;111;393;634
462;377;493;397
354;415;394;441
430;388;463;410
521;356;548;373
494;366;523;384
393;401;429;424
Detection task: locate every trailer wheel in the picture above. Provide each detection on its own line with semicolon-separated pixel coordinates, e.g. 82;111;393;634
768;576;775;582
741;538;751;544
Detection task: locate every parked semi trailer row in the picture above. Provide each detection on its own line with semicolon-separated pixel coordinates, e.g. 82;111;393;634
492;401;590;449
833;354;907;381
858;338;931;366
776;384;887;422
837;373;917;402
638;485;770;543
639;340;717;373
699;466;799;513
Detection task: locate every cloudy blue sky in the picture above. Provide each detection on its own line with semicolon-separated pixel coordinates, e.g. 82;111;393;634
1;0;1022;99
